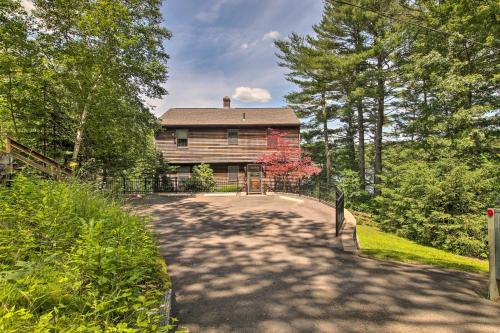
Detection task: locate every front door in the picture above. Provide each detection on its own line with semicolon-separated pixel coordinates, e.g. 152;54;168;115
246;164;262;194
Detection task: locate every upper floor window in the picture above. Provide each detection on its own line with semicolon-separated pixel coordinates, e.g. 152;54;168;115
228;129;238;145
267;129;279;148
176;129;188;147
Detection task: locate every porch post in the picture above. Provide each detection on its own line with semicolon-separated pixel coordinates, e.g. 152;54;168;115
5;137;13;175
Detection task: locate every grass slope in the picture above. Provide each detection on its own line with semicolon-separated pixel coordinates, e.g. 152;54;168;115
0;176;171;332
357;224;488;274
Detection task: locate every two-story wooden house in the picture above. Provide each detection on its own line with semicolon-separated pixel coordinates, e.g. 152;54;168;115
155;96;300;193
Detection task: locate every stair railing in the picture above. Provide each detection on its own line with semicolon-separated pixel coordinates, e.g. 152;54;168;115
5;136;72;179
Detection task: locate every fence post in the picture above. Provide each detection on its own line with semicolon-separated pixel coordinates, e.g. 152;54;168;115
335;188;345;237
336;189;339;236
122;177;126;194
488;208;500;301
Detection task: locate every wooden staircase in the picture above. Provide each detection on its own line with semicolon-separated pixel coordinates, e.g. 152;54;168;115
0;136;72;182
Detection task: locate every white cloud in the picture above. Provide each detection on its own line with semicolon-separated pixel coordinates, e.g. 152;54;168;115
232;87;271;103
195;0;229;23
262;30;281;40
21;0;35;12
240;32;281;51
240;40;258;50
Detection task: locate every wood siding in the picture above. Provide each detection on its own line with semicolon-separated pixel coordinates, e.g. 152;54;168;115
164;163;246;183
155;126;299;164
205;163;246;181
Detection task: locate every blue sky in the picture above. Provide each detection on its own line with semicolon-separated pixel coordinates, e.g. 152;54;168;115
148;0;324;116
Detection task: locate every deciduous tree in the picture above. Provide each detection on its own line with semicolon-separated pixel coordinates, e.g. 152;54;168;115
257;128;321;180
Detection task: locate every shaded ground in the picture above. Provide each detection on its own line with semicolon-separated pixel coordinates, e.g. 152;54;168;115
132;194;500;333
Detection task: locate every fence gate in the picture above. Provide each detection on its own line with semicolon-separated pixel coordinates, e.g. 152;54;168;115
246;164;263;194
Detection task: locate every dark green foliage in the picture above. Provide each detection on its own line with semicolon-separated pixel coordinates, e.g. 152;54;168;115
277;0;499;258
337;169;372;212
0;0;170;176
375;147;499;258
0;176;170;331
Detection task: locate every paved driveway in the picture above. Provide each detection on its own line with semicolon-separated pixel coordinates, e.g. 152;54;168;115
133;194;500;333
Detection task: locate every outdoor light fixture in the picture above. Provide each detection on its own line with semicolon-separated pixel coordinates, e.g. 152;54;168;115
487;208;494;217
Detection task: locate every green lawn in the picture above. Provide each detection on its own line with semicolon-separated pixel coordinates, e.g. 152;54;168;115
357;224;489;274
215;184;243;192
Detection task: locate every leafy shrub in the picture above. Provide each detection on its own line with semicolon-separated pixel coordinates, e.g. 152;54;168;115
375;148;499;258
337;169;372;211
186;163;216;192
0;175;170;332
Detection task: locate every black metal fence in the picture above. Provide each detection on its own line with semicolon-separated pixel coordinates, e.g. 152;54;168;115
264;178;345;236
102;176;346;236
335;188;345;237
102;177;245;194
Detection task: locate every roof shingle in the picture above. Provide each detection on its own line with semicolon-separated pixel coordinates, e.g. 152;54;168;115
159;108;300;127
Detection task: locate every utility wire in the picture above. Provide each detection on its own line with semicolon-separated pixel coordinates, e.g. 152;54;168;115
330;0;500;51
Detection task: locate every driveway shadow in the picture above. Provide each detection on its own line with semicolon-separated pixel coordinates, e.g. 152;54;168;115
134;195;500;333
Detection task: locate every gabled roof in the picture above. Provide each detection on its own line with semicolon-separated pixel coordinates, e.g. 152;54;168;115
159;108;300;127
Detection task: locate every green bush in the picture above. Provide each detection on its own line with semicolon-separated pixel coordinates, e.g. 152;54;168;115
187;163;216;192
0;175;170;332
375;148;499;258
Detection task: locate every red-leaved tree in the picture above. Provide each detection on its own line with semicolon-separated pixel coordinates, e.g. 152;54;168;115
257;128;321;180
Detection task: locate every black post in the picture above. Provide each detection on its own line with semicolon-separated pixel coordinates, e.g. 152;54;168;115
335;188;345;237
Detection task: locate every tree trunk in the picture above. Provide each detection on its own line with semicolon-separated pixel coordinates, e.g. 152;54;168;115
356;98;366;190
321;93;331;187
373;55;385;196
352;32;366;190
346;104;357;171
71;105;89;162
71;79;101;163
7;70;19;137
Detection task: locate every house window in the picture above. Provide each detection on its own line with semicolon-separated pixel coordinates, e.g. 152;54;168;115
267;129;278;148
228;129;238;145
228;166;239;183
176;129;188;147
178;166;190;179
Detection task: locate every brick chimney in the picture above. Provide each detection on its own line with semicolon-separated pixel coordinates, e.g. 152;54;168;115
223;96;230;109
